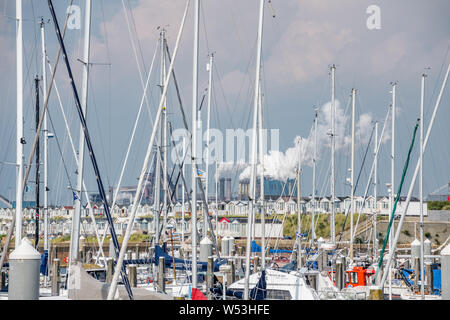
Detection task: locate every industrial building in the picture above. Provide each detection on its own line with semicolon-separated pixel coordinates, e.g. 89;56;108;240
238;177;297;200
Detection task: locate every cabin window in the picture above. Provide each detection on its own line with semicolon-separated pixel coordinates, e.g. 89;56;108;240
350;272;359;284
266;289;291;300
345;272;350;284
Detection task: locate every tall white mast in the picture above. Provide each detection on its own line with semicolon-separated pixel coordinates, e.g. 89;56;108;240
70;0;92;264
373;121;378;260
182;137;186;243
191;0;200;289
350;88;356;261
244;0;264;300
15;0;24;248
154;30;165;244
215;161;219;244
40;19;48;255
204;53;214;239
258;81;265;269
296;138;302;269
162;29;168;243
311;108;318;243
388;82;396;300
419;73;426;299
330;65;336;244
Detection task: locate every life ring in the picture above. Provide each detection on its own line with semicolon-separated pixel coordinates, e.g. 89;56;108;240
64;256;69;263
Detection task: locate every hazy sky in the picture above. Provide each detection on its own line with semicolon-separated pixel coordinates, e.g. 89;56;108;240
0;0;449;206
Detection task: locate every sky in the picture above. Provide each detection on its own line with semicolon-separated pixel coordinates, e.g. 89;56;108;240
0;0;450;207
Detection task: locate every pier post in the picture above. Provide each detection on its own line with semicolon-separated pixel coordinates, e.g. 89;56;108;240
149;247;154;260
425;261;433;294
128;264;137;287
106;258;114;284
109;237;115;258
335;258;344;291
341;256;347;287
157;256;165;293
1;271;6;290
136;244;140;259
229;259;236;283
206;257;214;299
414;257;421;287
441;244;450;300
318;250;324;272
51;258;60;296
51;245;57;262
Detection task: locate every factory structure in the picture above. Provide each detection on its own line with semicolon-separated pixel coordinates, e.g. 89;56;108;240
238;177;297;201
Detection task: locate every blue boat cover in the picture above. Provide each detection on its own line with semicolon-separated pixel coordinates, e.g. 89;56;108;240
154;245;227;272
122;259;154;266
40;249;49;276
251;240;292;254
433;269;441;295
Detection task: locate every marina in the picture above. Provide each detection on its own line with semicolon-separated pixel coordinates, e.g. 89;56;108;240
0;0;450;303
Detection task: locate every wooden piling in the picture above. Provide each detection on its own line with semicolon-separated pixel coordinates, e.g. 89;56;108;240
335;258;344;291
228;260;235;283
128;265;137;288
51;258;60;296
1;271;6;290
206;257;214;300
414;257;421;286
135;244;140;259
106;258;114;284
425;262;433;294
157;257;165;293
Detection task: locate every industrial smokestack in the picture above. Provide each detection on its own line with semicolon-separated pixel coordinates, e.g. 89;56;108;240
225;178;232;201
220;178;225;201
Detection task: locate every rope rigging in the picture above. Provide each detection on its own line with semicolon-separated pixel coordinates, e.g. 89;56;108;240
374;120;420;284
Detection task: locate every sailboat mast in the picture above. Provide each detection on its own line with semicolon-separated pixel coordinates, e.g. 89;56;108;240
205;53;214;239
388;82;396;300
162;29;168;243
182;137;186;242
373;121;378;260
330;65;336;244
191;0;200;289
40;18;49;254
71;0;92;264
215;161;218;244
419;73;426;299
244;0;264;300
350;88;356;260
154;30;165;244
296;139;302;269
34;76;40;249
15;0;24;248
258;81;265;269
311;108;318;243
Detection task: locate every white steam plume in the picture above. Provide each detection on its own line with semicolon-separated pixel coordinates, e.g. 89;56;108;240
239;99;387;181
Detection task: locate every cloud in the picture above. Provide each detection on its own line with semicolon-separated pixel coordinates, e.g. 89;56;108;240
238;98;383;181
